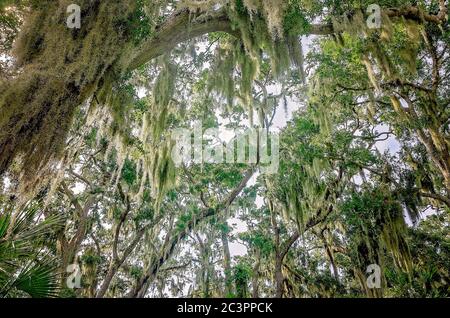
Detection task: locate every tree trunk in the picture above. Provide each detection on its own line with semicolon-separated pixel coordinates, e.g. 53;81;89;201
325;243;339;280
270;208;284;298
320;230;339;280
274;256;284;298
96;262;119;298
221;226;233;297
251;250;261;298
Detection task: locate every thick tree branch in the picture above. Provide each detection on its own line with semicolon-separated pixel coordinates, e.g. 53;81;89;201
128;166;256;298
129;9;237;70
129;9;338;70
419;191;450;208
129;4;448;71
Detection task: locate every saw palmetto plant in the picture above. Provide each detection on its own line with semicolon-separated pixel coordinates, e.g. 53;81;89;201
0;203;63;297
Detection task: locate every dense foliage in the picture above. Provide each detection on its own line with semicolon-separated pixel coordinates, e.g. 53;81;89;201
0;0;448;298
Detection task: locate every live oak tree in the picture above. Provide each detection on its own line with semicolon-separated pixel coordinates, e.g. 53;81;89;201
1;0;446;191
0;0;449;298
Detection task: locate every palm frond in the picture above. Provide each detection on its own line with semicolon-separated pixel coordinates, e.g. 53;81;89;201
0;202;63;298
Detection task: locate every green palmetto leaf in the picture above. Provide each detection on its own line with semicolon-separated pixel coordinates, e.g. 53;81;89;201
0;211;10;237
12;258;60;298
8;203;65;242
0;202;64;298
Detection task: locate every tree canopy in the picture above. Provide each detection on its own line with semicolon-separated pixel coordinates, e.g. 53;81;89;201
0;0;448;298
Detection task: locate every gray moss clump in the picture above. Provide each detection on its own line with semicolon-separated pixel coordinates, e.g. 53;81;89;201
0;1;139;193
